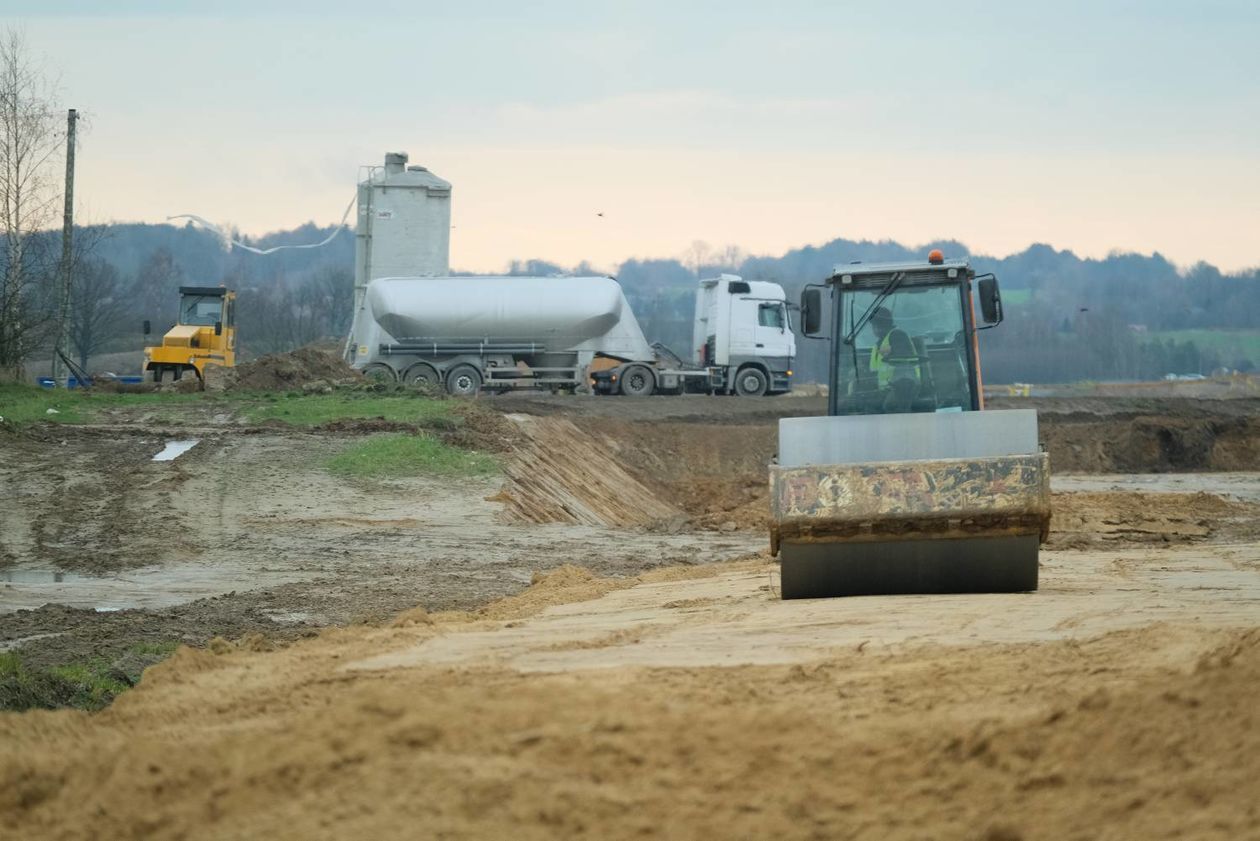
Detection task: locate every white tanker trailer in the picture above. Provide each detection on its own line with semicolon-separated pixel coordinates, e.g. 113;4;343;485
346;274;795;396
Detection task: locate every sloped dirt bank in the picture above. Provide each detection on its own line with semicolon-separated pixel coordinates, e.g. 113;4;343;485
495;416;775;531
1041;415;1260;473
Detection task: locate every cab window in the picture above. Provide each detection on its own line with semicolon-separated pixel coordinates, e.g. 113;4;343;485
180;294;223;326
758;303;785;329
835;284;974;414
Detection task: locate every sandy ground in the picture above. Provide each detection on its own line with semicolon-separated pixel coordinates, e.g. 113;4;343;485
1;393;1259;838
3;554;1259;839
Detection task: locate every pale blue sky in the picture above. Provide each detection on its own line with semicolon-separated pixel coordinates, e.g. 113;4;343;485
10;1;1260;270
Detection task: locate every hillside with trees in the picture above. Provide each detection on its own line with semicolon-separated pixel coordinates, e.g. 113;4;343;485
23;220;1255;385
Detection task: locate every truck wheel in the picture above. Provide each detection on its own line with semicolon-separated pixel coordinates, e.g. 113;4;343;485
619;364;655;397
446;364;482;397
403;362;442;392
734;367;769;397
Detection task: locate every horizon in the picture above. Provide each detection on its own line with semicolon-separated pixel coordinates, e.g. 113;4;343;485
14;1;1260;272
90;216;1257;279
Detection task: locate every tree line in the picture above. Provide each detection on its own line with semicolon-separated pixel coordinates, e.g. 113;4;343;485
6;219;1258;385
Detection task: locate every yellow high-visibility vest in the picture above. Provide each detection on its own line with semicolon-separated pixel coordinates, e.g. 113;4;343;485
870;333;921;388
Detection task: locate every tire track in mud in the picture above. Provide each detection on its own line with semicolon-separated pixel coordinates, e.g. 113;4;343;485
1;433;204;573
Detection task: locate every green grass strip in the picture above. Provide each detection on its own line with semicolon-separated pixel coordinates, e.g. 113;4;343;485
326;433;498;479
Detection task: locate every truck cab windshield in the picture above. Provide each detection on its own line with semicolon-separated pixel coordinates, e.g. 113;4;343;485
180;294;223;326
836;283;974;415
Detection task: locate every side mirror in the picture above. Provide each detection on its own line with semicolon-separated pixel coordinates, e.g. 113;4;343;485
801;288;823;336
142;320;151;336
214;321;223;336
978;277;1002;325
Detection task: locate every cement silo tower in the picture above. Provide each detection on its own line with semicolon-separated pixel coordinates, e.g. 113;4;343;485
350;152;452;343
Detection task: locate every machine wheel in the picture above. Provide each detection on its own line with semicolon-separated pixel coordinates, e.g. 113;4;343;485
403;362;442;392
445;364;482;397
619;364;655;397
152;366;166;384
361;363;397;383
734;366;769;397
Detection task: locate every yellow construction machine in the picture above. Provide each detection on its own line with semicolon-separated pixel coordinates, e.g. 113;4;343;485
143;286;237;383
769;251;1051;598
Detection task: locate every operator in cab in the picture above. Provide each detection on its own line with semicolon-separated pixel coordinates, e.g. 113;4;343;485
869;307;920;413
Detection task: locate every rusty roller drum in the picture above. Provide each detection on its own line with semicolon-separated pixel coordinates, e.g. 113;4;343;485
769;410;1050;598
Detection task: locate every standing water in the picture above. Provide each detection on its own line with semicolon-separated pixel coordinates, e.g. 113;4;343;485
153;439;199;461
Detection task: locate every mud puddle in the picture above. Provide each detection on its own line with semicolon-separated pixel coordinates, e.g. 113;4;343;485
152;439;200;461
0;563;315;614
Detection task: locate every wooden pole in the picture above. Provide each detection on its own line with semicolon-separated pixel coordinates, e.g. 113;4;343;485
52;108;76;386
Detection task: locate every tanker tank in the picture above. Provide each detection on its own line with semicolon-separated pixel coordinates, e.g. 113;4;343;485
368;276;646;353
348;275;656;391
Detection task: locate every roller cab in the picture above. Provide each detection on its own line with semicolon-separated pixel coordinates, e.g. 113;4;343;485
770;253;1050;598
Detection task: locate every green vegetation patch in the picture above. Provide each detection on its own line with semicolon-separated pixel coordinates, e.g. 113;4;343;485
0;383;205;426
0;640;182;712
1144;329;1260;367
1000;288;1033;306
1;651;122;712
327;433;498;479
0;383;90;424
243;391;455;427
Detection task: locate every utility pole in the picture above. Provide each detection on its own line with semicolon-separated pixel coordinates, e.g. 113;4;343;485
52;108;77;386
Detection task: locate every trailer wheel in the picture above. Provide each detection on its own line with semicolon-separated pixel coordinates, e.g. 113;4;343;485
446;364;482;397
619;364;655;397
403;362;442;393
734;366;768;397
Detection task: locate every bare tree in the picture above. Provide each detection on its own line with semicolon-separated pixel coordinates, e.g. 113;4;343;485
129;246;184;330
0;28;61;380
715;244;745;272
69;257;126;370
683;240;712;279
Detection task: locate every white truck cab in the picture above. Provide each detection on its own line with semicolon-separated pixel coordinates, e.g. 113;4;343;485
693;275;796;395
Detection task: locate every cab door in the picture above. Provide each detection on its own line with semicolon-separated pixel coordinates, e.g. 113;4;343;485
753;301;793;361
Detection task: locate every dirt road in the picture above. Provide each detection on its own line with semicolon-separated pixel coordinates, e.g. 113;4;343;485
2;391;1259;838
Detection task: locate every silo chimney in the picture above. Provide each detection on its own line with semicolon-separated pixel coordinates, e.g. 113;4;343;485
383;151;408;175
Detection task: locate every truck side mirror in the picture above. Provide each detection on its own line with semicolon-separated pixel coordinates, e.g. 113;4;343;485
214;321;223;336
801;288;823;336
977;277;1002;325
143;320;151;336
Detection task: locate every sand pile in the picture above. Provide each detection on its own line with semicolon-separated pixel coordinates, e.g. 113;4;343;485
213;345;363;392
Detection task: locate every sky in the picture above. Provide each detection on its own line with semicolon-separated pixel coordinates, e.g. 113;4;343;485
10;0;1260;272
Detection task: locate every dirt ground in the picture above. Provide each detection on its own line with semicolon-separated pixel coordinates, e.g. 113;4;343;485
2;391;1259;838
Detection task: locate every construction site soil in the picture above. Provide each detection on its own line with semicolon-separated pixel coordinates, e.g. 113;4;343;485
2;390;1259;838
